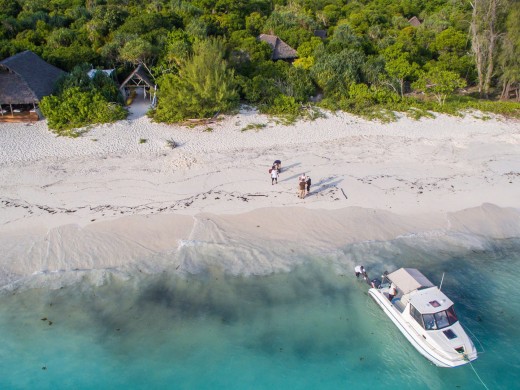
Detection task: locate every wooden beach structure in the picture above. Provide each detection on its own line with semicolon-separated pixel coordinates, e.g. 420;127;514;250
0;50;66;122
258;34;298;62
119;64;156;106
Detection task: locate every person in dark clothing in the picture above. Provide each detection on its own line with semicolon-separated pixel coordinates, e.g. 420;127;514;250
306;176;311;194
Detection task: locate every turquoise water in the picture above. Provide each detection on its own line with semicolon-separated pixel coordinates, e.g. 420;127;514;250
1;236;519;389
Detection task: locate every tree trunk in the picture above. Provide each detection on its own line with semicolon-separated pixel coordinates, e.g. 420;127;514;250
500;80;510;99
470;1;485;95
483;0;498;95
470;0;503;97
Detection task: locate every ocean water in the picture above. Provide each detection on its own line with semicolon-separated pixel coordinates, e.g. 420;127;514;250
1;235;519;390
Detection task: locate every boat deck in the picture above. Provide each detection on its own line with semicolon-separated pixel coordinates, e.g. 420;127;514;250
391;298;406;313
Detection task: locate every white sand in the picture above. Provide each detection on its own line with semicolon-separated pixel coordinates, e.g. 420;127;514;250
1;107;519;288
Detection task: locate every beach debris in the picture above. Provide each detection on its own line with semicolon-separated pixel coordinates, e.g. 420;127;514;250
42;366;47;370
166;139;177;149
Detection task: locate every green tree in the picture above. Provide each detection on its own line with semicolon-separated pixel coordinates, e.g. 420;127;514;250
430;27;473;78
383;44;421;97
470;0;508;96
119;38;155;65
40;87;127;133
245;12;266;36
412;68;466;105
311;48;366;97
154;38;239;122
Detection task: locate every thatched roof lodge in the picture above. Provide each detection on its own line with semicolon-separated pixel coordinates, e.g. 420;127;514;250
258;34;298;61
0;50;66;121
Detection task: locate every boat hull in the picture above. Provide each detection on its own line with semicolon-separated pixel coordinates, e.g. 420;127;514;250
368;288;476;368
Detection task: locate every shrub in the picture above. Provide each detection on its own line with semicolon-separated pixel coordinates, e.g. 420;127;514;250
40;87;127;134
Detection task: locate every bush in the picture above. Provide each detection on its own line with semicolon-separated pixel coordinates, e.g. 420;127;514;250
262;95;301;123
40;87;127;134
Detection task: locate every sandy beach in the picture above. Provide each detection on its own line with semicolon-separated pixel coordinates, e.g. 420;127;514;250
1;106;520;288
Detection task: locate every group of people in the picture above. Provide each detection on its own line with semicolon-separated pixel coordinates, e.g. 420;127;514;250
298;173;311;199
355;265;397;301
268;161;312;199
269;160;281;185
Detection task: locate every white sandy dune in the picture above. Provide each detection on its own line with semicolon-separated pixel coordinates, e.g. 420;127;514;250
0;107;519;288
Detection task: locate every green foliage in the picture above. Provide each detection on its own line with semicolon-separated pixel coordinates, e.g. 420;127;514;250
43;44;99;71
412;68;466;105
119;38;155;65
262;95;301;124
40;87;127;134
154;38;239;122
383;53;420;97
241;122;267;132
1;0;518;124
311;48;366;96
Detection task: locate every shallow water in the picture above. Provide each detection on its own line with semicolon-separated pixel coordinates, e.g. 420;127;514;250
1;235;519;390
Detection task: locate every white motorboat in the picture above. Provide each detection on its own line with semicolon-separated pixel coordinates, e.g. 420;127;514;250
368;268;478;367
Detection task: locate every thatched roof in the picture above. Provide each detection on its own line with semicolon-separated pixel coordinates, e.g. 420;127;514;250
258;34;298;60
120;64;154;90
0;50;66;104
408;16;421;27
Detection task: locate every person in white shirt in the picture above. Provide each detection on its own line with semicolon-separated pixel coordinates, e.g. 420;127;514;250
354;265;368;280
388;283;397;301
271;168;279;185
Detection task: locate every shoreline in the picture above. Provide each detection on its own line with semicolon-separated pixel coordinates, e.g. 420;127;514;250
1;204;519;291
1;109;520;287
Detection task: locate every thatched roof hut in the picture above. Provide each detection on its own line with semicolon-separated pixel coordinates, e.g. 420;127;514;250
120;64;154;90
408;16;422;27
258;34;298;61
0;50;66;105
119;64;156;105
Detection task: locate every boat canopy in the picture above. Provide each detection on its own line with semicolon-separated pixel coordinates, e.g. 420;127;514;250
409;286;454;313
387;268;434;294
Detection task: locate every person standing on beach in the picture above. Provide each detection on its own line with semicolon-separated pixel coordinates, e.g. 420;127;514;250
271;167;279;185
298;178;306;198
306;176;311;195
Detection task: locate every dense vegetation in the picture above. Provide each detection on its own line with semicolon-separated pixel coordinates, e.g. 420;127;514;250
1;0;519;127
39;65;127;134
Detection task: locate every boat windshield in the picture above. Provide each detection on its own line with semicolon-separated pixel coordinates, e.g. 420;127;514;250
422;306;458;330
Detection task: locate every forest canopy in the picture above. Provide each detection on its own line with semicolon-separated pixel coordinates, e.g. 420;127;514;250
1;0;519;126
